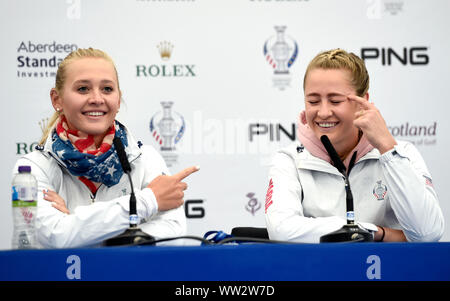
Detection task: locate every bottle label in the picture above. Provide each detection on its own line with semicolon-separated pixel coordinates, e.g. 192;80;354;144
12;185;37;207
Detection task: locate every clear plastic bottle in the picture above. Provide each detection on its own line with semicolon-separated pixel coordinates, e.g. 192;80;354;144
12;165;37;249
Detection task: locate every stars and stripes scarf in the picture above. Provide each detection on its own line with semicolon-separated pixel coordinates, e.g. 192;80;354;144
51;115;128;194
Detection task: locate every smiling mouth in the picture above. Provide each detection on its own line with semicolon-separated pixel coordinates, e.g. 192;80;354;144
83;111;106;116
317;122;339;128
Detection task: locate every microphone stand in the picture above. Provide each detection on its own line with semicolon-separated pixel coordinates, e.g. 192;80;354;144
319;135;373;243
103;138;155;246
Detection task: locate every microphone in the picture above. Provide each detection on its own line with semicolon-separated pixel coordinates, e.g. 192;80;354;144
320;135;354;225
103;136;155;246
113;136;131;173
320;135;346;175
319;135;373;243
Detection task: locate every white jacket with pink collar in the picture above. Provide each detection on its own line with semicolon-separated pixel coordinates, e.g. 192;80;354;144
265;114;444;243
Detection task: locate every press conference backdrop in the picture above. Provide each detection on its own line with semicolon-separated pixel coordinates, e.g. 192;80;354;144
1;0;449;249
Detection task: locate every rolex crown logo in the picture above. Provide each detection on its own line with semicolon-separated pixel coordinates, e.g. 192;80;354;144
39;118;49;134
157;41;174;61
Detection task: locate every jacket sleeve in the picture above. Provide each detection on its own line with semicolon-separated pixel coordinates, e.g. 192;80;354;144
14;154;159;249
265;150;351;243
380;142;444;242
14;144;186;248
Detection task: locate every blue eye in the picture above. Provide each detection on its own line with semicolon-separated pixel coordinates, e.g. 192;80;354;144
77;86;88;93
103;86;113;92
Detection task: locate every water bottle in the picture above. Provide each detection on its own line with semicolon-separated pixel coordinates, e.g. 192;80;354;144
12;165;38;249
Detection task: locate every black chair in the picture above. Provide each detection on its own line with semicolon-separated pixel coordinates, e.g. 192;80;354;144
231;227;269;239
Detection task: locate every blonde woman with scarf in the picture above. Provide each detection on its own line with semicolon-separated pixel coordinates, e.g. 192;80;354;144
265;49;444;243
13;48;198;248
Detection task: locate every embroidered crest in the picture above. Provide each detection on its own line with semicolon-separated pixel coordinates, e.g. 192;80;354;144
373;180;387;201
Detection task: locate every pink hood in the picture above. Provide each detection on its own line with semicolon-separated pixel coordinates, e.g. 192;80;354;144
297;111;374;171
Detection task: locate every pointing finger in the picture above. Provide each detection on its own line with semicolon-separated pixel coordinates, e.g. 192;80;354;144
347;95;371;110
174;166;200;181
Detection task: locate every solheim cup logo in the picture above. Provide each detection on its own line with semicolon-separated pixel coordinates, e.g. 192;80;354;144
149;102;185;167
263;26;298;90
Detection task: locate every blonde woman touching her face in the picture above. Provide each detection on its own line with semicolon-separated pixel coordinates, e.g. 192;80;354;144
265;49;444;243
13;48;198;248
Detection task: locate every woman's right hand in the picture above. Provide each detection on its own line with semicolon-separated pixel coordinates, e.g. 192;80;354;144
147;166;199;211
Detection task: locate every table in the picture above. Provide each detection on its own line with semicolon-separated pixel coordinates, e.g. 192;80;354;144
1;242;449;281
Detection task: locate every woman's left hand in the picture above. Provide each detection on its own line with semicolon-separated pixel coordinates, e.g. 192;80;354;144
348;95;397;154
43;189;70;214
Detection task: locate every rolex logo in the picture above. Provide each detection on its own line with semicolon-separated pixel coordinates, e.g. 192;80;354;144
157;41;174;61
136;41;196;78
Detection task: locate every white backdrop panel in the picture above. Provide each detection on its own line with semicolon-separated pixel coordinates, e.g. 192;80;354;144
0;0;449;249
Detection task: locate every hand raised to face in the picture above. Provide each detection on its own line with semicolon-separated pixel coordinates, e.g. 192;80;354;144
349;95;397;154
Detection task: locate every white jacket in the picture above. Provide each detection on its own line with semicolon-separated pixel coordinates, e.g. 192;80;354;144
13;126;186;248
265;141;444;243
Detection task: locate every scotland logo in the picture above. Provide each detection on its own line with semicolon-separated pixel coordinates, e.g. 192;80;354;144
245;192;261;216
263;25;299;90
149;101;185;166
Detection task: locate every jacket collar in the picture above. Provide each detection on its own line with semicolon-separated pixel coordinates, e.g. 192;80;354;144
292;143;381;176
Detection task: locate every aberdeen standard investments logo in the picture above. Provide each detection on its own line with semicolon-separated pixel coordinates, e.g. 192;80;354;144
263;26;299;90
136;41;196;78
149;101;186;167
16;41;78;78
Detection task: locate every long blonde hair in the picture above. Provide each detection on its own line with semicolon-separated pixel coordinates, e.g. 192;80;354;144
39;48;121;145
303;48;369;97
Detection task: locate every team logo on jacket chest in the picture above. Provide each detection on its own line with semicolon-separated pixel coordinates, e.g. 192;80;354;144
373;180;387;201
